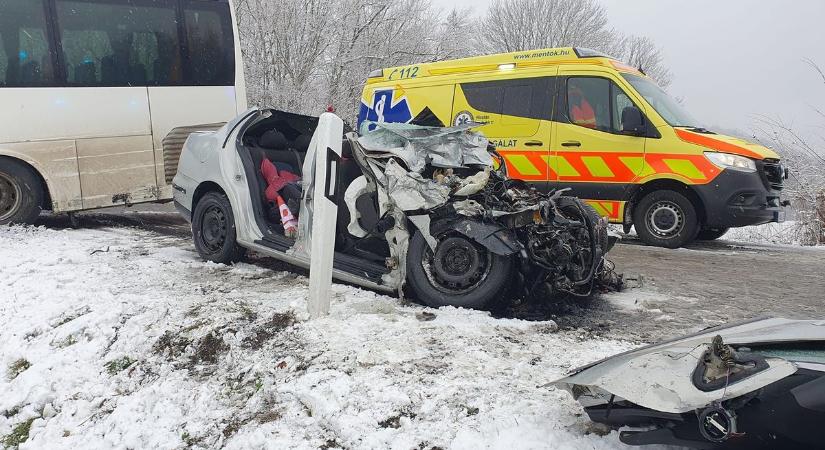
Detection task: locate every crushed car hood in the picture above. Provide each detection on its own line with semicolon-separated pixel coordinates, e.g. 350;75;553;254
552;317;825;413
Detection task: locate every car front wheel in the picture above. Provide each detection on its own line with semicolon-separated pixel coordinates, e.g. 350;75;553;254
406;228;513;310
191;191;246;264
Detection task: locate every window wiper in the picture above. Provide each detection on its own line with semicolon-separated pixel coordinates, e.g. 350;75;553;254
676;125;715;134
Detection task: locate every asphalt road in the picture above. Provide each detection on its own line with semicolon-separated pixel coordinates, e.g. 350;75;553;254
41;204;825;343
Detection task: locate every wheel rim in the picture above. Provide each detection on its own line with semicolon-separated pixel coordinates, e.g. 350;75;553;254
200;205;228;252
423;235;491;295
0;172;22;222
646;201;685;238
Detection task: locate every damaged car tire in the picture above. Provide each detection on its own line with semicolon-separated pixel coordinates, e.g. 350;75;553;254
192;192;247;264
406;229;513;310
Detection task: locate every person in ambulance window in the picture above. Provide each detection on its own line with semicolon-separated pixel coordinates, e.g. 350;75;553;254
569;85;597;129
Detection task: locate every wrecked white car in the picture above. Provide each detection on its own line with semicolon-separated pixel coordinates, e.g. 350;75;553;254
552;317;825;448
172;109;614;309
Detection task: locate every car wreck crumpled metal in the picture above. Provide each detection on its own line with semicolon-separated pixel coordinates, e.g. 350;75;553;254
172;109;618;310
348;121;618;309
552;317;825;448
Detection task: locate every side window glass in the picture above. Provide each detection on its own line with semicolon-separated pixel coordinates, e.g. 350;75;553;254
567;77;610;131
462;83;504;114
461;77;555;121
59;28;113;85
55;1;179;86
612;83;635;133
184;4;234;86
0;33;6;82
0;0;56;87
502;84;533;118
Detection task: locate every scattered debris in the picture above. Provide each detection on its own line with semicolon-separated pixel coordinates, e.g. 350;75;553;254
89;246;110;255
415;311;437;322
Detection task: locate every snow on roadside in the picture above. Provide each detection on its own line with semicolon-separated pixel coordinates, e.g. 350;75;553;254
0;225;637;449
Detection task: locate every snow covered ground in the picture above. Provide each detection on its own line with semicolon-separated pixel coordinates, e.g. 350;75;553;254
1;225;638;449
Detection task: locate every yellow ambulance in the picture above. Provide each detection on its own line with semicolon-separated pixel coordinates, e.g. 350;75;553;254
358;47;786;248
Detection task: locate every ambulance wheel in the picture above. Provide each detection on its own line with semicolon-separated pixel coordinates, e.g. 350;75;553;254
406;229;513;310
192;192;246;264
697;227;729;241
0;158;43;225
633;190;699;249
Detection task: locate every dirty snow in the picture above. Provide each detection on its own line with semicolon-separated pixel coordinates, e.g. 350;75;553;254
0;225;639;449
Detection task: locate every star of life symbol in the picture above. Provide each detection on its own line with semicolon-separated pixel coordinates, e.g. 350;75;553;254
358;89;413;132
453;110;474;126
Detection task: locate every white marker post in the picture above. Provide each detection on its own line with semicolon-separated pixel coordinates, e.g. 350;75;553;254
307;113;343;318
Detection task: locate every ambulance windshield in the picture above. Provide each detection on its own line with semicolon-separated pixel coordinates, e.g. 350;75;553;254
622;74;700;128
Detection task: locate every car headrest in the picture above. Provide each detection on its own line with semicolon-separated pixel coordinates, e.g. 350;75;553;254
293;134;311;152
259;130;287;149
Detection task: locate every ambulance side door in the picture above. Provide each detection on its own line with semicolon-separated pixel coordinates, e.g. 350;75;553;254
550;67;650;221
452;72;557;187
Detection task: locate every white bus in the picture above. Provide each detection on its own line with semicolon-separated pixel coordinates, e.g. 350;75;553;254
0;0;247;224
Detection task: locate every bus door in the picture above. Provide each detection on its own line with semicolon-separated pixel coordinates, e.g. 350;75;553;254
452;74;557;189
551;69;647;221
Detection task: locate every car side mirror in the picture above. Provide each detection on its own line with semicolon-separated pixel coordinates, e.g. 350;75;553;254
621;106;645;136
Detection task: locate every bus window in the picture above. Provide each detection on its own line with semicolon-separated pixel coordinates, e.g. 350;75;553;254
184;3;234;86
54;1;180;86
0;0;55;87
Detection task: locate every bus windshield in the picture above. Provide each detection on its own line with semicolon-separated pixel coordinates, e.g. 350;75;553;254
622;74;700;128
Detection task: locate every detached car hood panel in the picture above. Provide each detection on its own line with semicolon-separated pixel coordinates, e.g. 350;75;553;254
553;317;825;413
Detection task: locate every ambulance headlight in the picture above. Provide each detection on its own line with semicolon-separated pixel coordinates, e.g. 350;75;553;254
704;152;756;172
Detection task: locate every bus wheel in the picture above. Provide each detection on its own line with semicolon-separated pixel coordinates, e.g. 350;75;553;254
192;192;246;264
633;190;699;249
0;159;44;225
697;227;729;241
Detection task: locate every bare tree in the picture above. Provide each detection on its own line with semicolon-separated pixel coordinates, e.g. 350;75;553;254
748;60;825;245
431;8;479;60
479;0;615;53
235;0;332;112
611;35;672;88
322;0;443;124
479;0;672;87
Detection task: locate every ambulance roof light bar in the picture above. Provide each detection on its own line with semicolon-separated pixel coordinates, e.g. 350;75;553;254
573;47;613;58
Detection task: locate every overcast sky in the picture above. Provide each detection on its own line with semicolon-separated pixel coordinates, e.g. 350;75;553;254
447;0;825;139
